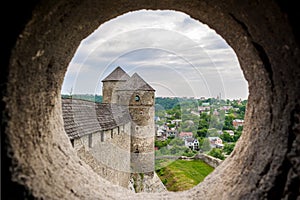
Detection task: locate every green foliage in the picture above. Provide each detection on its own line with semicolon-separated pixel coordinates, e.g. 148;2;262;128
182;149;197;157
223;143;235;155
220;132;234;143
156;159;214;191
223;114;235;130
209;115;224;130
208;148;225;160
207;128;219;136
61;94;102;103
154;97;247;160
155;147;170;156
155;97;180;110
233;130;242;142
162;179;168;185
168;123;176;128
139;173;144;180
169;145;190;155
237;126;243;132
197;128;208;138
155;140;169;149
201;138;211;152
169;138;184;146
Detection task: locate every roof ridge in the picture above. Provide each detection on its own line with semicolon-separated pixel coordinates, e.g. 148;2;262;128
117;73;155;91
102;66;130;82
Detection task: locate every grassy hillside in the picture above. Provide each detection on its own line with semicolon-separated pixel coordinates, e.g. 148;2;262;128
156;159;214;191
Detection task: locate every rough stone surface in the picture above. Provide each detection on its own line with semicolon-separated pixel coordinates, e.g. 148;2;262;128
2;0;300;199
131;172;167;193
193;153;223;168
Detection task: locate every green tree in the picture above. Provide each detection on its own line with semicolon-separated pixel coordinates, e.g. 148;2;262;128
220;132;233;143
155;140;169;149
169;138;184;146
223;143;235;155
223;114;235;130
233;131;242;142
208;148;225;160
197;128;207;138
159;147;169;155
201;138;211;152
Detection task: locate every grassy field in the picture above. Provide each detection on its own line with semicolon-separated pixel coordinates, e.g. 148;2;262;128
155;159;214;192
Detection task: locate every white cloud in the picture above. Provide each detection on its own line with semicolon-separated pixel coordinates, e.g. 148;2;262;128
62;10;248;100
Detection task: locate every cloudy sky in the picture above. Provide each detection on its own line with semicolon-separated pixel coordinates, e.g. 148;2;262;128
61;10;248;100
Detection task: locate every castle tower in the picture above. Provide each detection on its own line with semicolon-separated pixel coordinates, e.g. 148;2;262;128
116;73;155;174
101;66;130;104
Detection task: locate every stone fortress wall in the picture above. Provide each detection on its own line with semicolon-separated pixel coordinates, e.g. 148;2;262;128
74;122;132;188
4;1;299;199
61;67;163;191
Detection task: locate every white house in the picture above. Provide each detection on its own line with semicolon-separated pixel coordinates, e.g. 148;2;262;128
156;129;164;137
185;138;199;151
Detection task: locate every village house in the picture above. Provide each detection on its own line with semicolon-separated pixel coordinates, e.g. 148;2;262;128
208;136;224;148
179;132;193;140
232;119;244;129
198;105;210;114
166;127;177;138
171;119;182;127
185;138;200;151
220;105;233;113
156;129;165;138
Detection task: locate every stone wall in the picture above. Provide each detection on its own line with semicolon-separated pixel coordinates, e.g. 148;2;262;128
73;122;132;188
194;153;223;168
130;172;167;193
77;144;131;188
3;0;299;199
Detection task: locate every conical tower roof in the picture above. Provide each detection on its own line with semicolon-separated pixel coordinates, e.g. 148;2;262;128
117;73;155;91
102;66;130;82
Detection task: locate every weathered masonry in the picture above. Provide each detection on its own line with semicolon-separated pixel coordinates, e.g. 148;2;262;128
62;98;132;187
61;67;157;189
3;0;300;199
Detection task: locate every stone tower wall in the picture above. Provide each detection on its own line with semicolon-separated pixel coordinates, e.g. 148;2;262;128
116;90;154;107
102;81;118;103
116;90;155;174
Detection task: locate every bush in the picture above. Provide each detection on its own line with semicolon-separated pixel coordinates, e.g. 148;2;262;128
223;143;235;155
208;148;225;160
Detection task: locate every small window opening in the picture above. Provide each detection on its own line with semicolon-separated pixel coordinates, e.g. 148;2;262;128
101;131;104;142
88;134;92;148
70;139;74;147
135;95;140;102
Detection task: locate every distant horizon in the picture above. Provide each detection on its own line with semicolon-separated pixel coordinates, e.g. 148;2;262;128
61;93;248;101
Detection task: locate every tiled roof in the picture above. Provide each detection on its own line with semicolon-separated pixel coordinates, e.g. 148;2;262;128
102;66;130;82
117;73;155;91
179;132;193;137
95;103;130;130
185;138;194;143
62;98;131;139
